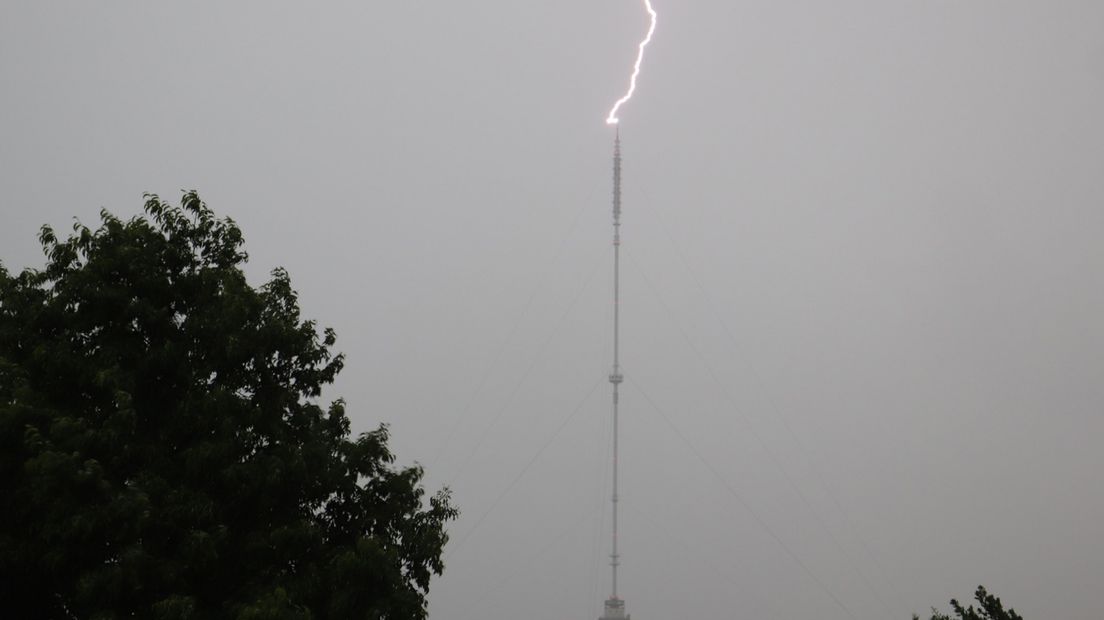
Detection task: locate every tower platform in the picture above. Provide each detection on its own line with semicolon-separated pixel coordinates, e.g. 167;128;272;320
599;596;629;620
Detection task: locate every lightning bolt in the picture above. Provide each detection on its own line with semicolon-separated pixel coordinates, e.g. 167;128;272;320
606;0;658;125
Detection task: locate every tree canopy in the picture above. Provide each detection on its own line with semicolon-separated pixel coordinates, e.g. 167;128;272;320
918;586;1024;620
0;192;457;619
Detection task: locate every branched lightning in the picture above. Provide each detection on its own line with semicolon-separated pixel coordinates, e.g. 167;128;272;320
606;0;658;125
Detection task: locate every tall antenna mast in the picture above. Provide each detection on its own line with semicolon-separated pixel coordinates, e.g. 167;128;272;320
601;127;629;620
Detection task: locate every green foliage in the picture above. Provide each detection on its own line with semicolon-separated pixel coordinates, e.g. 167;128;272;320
0;192;457;619
917;586;1023;620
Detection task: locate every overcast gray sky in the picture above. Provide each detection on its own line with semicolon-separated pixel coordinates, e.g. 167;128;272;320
3;1;1103;619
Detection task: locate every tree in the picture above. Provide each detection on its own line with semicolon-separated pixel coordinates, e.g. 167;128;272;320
0;192;457;619
917;586;1024;620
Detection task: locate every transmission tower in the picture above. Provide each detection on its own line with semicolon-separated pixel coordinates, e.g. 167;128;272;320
600;128;630;620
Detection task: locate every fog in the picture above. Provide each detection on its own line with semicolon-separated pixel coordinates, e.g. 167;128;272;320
2;2;1103;618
